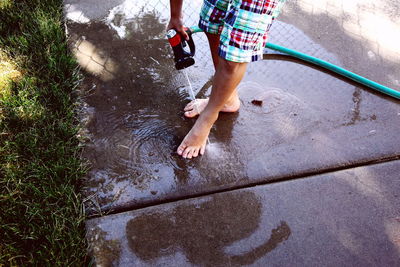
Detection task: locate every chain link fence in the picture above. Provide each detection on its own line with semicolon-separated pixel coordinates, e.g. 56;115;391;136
156;1;328;83
67;0;399;88
158;0;334;78
86;0;335;75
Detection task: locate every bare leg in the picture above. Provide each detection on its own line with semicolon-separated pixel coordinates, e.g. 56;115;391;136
177;58;247;158
206;32;220;69
183;33;241;118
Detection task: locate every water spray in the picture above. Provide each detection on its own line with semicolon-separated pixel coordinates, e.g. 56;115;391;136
167;27;197;100
167;27;210;145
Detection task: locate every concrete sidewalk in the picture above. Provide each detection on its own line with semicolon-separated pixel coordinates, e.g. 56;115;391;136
64;0;400;265
87;161;400;266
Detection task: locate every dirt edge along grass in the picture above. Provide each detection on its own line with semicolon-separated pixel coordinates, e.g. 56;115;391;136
0;0;89;265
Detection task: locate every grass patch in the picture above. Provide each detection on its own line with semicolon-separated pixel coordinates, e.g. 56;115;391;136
0;0;88;265
0;50;22;95
0;0;12;9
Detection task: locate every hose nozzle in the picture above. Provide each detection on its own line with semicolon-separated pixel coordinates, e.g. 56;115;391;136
167;28;196;70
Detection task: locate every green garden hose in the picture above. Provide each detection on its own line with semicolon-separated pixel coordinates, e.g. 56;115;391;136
189;26;400;100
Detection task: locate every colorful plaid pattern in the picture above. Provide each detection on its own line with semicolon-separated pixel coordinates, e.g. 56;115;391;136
199;0;286;62
199;0;230;34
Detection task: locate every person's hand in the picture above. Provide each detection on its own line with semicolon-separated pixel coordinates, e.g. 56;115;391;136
167;16;189;41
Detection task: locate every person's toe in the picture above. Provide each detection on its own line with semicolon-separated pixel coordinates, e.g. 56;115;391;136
184;109;199;118
193;148;200;158
184;105;193;112
182;147;191;158
184;105;192;112
200;144;206;155
177;142;187;156
184;100;197;111
187;148;195;159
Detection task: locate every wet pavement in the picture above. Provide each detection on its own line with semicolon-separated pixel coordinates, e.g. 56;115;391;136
86;160;400;266
65;0;400;214
64;0;400;265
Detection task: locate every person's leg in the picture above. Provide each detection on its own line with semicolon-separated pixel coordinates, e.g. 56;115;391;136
183;0;240;119
177;0;286;158
177;58;247;158
183;33;241;118
205;32;220;69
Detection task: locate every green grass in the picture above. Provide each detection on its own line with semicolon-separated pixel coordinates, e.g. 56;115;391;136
0;0;88;265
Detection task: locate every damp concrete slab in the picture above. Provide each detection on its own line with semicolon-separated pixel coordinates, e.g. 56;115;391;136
64;0;400;214
86;160;400;266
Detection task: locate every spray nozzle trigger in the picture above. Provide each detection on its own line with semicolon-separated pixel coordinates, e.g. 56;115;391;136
167;28;196;70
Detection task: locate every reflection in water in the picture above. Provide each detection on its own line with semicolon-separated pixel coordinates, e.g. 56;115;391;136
71;11;185;208
126;191;290;265
71;8;244;212
107;4;166;40
72;38;119;81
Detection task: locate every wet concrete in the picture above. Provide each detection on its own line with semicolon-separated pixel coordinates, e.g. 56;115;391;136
86;160;400;266
64;0;400;214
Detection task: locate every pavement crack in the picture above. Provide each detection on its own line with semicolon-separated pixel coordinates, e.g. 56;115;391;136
86;155;400;219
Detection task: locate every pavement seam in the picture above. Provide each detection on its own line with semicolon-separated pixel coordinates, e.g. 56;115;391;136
87;155;400;219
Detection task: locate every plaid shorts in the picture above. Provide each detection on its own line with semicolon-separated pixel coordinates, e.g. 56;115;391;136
199;0;286;62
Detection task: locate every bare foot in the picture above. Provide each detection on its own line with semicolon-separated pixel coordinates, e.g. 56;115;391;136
184;97;240;118
177;113;217;158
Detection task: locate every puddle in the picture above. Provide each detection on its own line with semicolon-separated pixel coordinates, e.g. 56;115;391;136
65;0;399;213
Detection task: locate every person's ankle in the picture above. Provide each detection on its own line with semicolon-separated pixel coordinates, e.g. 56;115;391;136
225;98;239;107
226;94;239;105
200;110;219;123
